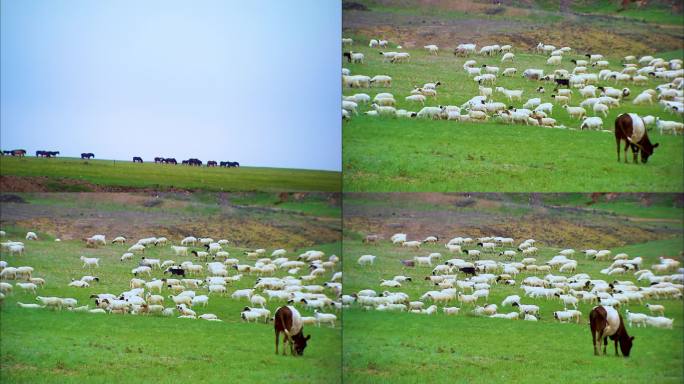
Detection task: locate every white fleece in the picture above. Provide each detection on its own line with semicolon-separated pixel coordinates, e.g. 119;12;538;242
288;306;303;335
628;113;645;143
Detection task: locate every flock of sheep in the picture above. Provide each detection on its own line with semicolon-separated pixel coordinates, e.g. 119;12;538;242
342;38;684;134
0;230;341;328
348;233;680;329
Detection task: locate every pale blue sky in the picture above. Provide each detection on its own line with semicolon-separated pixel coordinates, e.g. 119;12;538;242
1;0;341;171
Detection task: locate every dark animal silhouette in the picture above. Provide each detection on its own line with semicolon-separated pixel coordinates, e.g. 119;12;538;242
274;306;310;356
615;113;659;163
590;305;634;357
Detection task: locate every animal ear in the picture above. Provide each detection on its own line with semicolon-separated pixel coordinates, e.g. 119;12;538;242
306;335;311;340
631;336;635;341
653;143;659;148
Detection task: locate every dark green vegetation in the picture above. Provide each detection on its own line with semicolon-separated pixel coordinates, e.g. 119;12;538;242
342;193;683;383
0;195;342;383
0;157;341;192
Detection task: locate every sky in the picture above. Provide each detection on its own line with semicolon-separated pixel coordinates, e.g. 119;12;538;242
1;0;341;171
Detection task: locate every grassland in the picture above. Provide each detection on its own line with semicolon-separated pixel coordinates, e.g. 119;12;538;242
0;197;342;383
342;41;684;192
0;157;341;192
342;194;684;383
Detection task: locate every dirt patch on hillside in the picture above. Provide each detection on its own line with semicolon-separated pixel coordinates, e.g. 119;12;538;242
0;176;202;193
0;195;341;249
343;7;683;54
344;195;680;249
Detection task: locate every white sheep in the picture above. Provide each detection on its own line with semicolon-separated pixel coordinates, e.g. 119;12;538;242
424;45;439;55
646;316;674;329
656;118;684;135
313;310;337;327
562;105;586;119
357;255;376;266
646;303;665;316
79;256;100;268
370;75;392;87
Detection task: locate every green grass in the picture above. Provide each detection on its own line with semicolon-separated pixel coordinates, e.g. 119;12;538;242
571;1;684;26
17;192;341;219
342;45;684;192
0;157;341;192
342;236;684;383
0;226;341;383
229;193;341;218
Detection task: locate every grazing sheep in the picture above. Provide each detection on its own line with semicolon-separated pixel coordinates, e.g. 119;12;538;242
562;105;586;119
80;256;100;269
357;255;376;266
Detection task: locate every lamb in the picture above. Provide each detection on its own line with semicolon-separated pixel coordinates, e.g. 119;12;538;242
482;65;500;75
512;302;539;315
36;296;64;310
405;94;426;105
111;236;126;245
646;303;665;316
370;75;392;87
562;105;586;119
357;255;376;266
390;52;410;63
169;294;192;306
523;68;544;80
457;293;478;305
79;256;100;268
416;107;442;119
16;282;38;294
25;232;38;240
592;103;609;117
67;280;89;289
495;87;523;102
424;45;439;55
475;74;496;85
501;53;515;62
313;310;337;327
625;310;648;328
132;266;151;277
410;255;435;268
632;92;653;105
443;306;460;315
534;103;553;114
127;244;145;254
370;104;396;117
645;316;674;329
523;98;541;109
346;51;364;64
502;67;517;77
231;289;254;300
120;252;134;262
546;56;562;66
656;118;684;135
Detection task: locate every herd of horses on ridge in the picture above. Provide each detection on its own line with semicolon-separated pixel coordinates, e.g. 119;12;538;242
1;149;240;167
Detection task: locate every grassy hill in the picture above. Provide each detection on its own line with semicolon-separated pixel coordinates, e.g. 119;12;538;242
342;193;683;383
0;195;341;383
0;157;341;192
342;42;684;192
